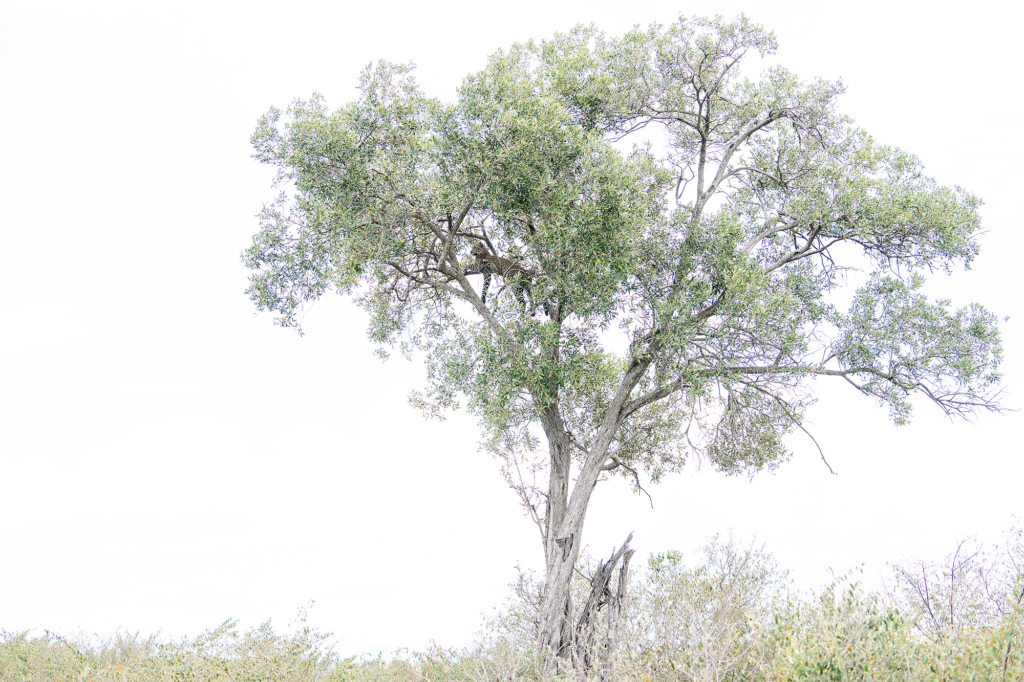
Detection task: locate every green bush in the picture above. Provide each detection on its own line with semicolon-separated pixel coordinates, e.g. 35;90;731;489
767;573;911;681
4;530;1021;682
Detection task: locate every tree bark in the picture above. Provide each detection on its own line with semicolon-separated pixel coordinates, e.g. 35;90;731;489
577;534;634;673
537;402;575;665
600;547;634;682
536;358;653;672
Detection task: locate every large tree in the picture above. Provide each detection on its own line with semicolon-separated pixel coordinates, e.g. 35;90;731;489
243;15;1003;673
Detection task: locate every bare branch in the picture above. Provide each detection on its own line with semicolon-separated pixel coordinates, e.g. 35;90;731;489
600;455;654;508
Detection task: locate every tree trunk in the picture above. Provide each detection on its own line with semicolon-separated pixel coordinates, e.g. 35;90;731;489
539;528;635;676
537;404;574;665
536;358;652;672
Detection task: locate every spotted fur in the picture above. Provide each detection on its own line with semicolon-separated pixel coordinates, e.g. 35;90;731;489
470;241;536;312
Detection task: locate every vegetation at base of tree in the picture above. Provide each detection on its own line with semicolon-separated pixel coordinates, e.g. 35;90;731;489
5;531;1021;681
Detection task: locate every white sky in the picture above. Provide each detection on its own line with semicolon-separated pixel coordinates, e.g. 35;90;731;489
1;0;1021;659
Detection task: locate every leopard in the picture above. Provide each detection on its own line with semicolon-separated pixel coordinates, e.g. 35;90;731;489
470;241;538;314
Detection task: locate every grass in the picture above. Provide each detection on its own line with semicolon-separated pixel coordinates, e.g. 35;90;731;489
4;533;1021;681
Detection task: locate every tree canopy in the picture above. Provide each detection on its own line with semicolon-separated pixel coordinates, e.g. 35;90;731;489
243;14;1003;667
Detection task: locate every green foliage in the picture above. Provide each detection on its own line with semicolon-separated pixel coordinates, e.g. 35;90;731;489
834;273;1003;424
619;537;789;681
769;574;912;681
0;617;350;682
5;533;1022;681
243;14;1002;489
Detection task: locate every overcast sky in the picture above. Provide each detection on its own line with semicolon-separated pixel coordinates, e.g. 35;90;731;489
1;0;1021;659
